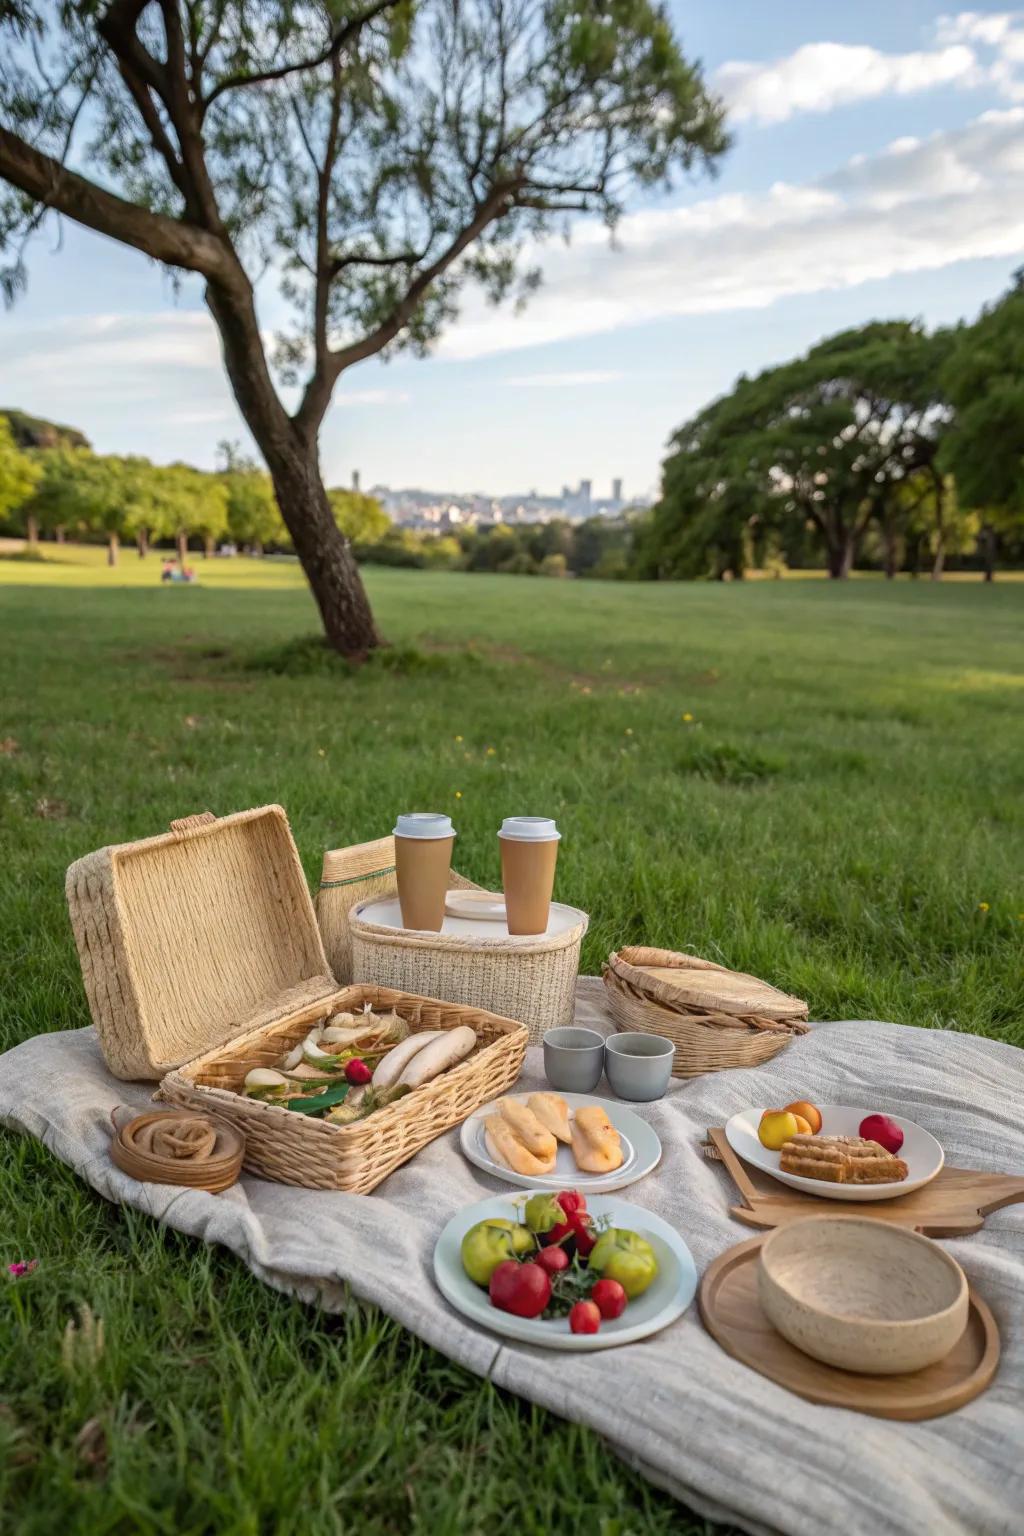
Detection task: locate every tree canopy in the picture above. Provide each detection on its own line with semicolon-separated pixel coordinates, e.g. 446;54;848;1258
0;0;727;652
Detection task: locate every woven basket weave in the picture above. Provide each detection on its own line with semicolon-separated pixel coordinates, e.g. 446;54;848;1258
603;946;809;1078
315;837;480;984
161;982;526;1193
351;902;588;1044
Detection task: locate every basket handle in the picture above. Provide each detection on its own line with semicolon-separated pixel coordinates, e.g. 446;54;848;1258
169;811;217;838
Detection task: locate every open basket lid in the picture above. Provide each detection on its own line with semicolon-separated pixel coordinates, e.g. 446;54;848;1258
66;805;335;1079
605;946;808;1026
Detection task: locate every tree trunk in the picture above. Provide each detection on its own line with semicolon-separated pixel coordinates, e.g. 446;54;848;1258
883;527;898;580
55;524;65;545
826;534;855;580
266;451;379;654
931;534;945;582
204;279;379;656
107;532;119;566
177;529;188;566
25;513;39;548
981;524;996;582
204;534;215;559
136;528;149;558
253;540;264;556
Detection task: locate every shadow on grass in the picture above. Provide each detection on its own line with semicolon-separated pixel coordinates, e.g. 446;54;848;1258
242;633;485;679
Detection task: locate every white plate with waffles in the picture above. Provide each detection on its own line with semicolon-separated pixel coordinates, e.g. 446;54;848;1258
725;1106;944;1201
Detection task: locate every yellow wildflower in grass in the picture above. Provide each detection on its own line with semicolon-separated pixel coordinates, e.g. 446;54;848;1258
682;712;694;723
454;790;462;800
454;734;463;743
978;902;990;912
624;728;633;736
486;747;496;756
317;748;326;758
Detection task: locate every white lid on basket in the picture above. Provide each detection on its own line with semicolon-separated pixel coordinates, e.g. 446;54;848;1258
393;813;456;840
498;816;560;841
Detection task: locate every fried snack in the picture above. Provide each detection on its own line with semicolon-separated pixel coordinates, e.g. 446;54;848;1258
780;1133;908;1185
484;1114;557;1177
571;1104;624;1174
527;1091;572;1143
495;1098;558;1160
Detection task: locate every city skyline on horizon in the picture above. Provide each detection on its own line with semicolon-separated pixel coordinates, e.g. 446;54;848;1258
4;4;1024;496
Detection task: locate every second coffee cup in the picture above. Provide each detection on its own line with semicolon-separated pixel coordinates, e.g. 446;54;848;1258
499;816;560;935
393;813;455;931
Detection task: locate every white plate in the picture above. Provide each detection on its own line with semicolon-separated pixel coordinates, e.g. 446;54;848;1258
355;895;585;942
461;1092;662;1193
433;1192;697;1350
444;889;507;921
725;1105;944;1202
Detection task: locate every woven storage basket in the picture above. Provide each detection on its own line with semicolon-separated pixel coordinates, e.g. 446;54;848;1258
315;836;480;984
350;899;588;1045
160;982;526;1193
603;946;809;1079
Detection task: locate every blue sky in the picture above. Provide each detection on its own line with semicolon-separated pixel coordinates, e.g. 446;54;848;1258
4;3;1024;498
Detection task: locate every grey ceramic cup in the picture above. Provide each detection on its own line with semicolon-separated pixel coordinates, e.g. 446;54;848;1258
543;1026;605;1093
604;1032;675;1101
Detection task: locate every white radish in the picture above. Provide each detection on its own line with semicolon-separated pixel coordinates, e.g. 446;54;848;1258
244;1068;288;1093
398;1026;477;1089
372;1030;445;1090
282;1042;304;1071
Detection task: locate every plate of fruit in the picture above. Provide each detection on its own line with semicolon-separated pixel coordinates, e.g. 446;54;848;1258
433;1188;697;1350
725;1101;944;1201
460;1092;662;1193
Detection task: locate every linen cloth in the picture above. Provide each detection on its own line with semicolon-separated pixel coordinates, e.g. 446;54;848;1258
2;979;1022;1536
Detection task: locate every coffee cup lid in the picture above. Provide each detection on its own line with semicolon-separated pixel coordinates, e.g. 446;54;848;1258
393;813;456;840
498;816;560;841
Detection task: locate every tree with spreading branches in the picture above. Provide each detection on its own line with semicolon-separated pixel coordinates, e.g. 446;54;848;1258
0;0;726;653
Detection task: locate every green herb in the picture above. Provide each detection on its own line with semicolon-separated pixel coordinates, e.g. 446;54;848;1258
285;1083;351;1116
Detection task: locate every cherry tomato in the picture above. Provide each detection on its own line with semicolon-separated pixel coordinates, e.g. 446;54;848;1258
536;1245;570;1275
488;1260;551;1318
569;1300;601;1334
591;1278;628;1320
344;1059;372;1085
556;1190;587;1219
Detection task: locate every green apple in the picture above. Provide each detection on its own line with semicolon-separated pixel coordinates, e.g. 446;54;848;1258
460;1219;533;1285
587;1228;658;1298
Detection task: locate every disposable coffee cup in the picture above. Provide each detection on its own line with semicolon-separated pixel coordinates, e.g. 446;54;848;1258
393;813;455;932
499;816;560;936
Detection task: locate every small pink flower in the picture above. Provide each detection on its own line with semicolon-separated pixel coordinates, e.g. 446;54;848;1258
7;1259;38;1278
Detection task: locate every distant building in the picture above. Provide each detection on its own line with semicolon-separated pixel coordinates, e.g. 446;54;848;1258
612;478;622;503
352;469;361;492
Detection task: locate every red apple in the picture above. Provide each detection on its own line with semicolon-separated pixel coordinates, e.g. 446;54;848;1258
859;1113;904;1155
488;1260;551;1318
569;1300;601;1334
591;1278;628;1320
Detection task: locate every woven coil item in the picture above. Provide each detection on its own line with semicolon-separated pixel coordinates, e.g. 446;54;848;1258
349;902;589;1045
603;946;809;1079
315;837;481;984
110;1109;243;1193
160;983;527;1193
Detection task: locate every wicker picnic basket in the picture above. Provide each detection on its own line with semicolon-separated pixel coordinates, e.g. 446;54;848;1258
315;836;480;984
603;946;809;1078
350;899;589;1045
66;806;526;1192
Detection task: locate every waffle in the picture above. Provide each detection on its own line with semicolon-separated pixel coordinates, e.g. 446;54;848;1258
779;1133;908;1185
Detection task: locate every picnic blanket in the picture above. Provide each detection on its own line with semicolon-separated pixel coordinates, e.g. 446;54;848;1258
2;979;1022;1536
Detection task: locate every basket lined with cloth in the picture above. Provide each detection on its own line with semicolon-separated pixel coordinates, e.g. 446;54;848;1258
603;946;809;1078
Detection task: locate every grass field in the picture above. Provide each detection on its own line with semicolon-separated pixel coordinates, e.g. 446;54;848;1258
1;549;1022;1534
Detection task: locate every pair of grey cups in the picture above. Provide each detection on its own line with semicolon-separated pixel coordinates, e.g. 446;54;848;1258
543;1026;674;1102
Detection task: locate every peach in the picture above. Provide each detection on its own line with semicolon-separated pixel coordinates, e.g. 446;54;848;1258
784;1100;822;1134
758;1109;800;1151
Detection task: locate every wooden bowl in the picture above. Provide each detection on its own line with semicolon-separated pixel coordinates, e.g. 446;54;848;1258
758;1216;969;1375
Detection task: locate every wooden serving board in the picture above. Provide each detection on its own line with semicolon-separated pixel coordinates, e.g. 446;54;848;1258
707;1127;1024;1237
699;1237;1000;1420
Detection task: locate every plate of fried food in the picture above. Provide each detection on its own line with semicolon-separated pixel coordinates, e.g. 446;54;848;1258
461;1092;662;1193
725;1101;944;1202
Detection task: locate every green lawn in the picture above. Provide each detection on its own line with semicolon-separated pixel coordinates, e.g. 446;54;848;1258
1;553;1022;1533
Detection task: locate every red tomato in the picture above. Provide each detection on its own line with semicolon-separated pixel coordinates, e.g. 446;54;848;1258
488;1261;551;1318
344;1059;372;1085
544;1211;596;1256
536;1245;570;1275
569;1301;601;1334
591;1278;627;1320
556;1190;587;1218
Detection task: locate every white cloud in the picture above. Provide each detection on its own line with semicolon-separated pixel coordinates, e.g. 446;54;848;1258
717;42;978;124
333;388;410;406
438;110;1024;360
503;370;623;387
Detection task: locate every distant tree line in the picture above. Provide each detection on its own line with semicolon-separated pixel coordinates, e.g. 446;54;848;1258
0;422;389;564
638;275;1024;581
